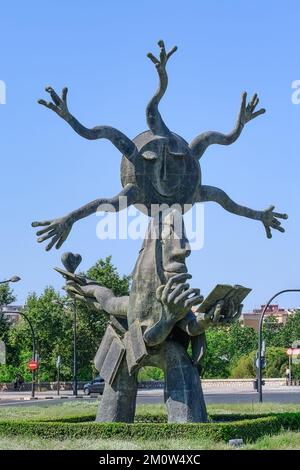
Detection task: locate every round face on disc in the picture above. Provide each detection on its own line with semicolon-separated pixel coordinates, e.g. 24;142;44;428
121;131;201;214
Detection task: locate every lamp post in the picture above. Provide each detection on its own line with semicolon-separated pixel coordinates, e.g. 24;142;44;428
52;299;78;396
15;309;37;398
0;277;37;398
257;289;300;403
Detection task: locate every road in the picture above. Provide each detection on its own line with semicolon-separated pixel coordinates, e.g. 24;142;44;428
0;388;299;407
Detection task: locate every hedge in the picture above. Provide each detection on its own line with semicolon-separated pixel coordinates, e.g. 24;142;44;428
0;412;300;442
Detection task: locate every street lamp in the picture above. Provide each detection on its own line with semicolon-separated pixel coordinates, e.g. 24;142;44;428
14;309;37;399
0;276;21;285
0;275;37;399
52;298;78;396
256;289;300;403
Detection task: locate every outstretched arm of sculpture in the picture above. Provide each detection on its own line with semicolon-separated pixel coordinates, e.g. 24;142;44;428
146;40;177;135
198;185;288;238
38;86;137;161
143;273;204;346
32;183;140;251
65;279;129;318
189;92;266;159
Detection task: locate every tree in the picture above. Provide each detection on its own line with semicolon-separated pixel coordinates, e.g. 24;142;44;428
263;315;284;347
8;287;72;381
0;283;16;307
230;347;287;378
202;322;257;378
280;310;300;347
0;283;16;355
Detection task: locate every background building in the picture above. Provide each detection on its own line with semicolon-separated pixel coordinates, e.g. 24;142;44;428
240;305;296;330
0;305;22;323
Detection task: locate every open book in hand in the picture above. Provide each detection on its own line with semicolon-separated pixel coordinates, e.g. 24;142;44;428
195;284;251;319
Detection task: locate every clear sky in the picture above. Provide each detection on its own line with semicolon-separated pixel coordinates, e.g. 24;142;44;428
0;0;299;311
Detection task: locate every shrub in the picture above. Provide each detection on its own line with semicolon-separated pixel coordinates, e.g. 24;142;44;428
138;367;164;381
0;412;299;442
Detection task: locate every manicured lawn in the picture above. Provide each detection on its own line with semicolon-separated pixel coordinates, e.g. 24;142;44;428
0;401;299;450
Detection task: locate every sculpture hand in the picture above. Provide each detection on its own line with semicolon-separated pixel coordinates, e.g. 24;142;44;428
32;215;74;251
238;92;265;126
65;280;98;300
156;273;204;322
208;298;243;325
147;40;177;70
195;299;243;331
260;205;288;239
38;86;70;120
65;281;104;311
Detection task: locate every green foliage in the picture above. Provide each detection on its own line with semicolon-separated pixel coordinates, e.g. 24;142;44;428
0;412;299;443
230;352;256;378
230;347;287;378
202;322;257;378
0;283;16;307
281;310;300;346
138;367;164;381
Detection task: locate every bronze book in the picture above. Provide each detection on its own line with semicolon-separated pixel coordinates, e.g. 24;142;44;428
94;324;125;385
196;284;252;317
124;319;148;375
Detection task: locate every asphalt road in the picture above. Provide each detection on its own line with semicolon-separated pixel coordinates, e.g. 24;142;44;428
0;389;299;407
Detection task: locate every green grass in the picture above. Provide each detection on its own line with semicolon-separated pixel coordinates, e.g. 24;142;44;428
0;401;298;421
0;432;300;450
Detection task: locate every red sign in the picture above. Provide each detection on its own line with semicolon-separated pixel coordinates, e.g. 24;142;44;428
287;348;300;356
28;360;38;371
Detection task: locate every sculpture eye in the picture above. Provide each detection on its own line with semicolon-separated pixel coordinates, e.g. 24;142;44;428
168;151;187;158
141;151;158;161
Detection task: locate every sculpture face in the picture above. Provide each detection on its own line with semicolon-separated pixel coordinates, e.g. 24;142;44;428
121;131;201;214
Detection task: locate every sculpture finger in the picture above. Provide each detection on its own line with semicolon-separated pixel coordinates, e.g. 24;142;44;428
55;226;72;249
147;52;159;65
38;99;58;112
161;273;192;304
232;304;243;321
174;287;200;305
272;212;288;220
252;96;259;110
212;300;224;323
37;229;56;243
240;91;247;109
62;87;68;103
273;225;285;233
158;39;166;62
167;283;190;304
45;86;62;106
251;108;266;119
184;295;204;309
166;46;178;60
45;234;60;251
36;224;56;236
264;224;272;239
249;93;258;109
32;220;52;228
271;218;282;227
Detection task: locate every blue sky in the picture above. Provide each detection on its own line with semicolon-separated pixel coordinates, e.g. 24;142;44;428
0;0;299;311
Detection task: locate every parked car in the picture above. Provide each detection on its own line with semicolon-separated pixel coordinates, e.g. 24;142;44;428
83;376;105;395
